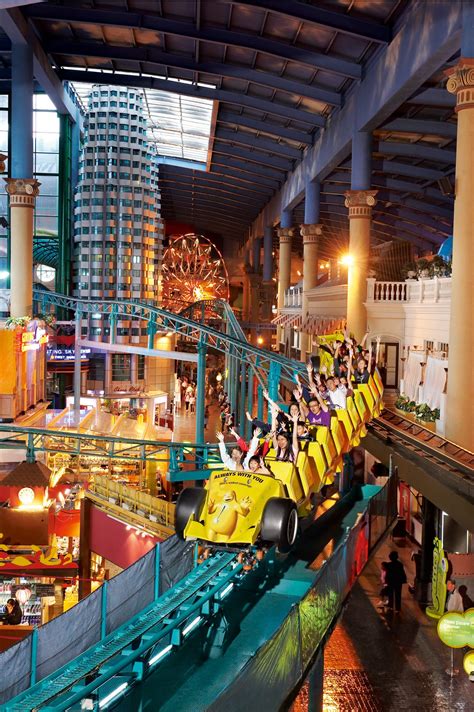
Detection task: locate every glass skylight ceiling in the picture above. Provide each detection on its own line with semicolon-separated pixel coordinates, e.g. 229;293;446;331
71;79;214;164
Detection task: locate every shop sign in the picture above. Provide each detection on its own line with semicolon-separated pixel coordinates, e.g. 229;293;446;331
21;327;48;352
111;385;146;395
437;609;474;648
47;348;90;362
426;537;448;620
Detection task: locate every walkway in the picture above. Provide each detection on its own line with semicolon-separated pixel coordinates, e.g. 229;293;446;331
293;534;474;711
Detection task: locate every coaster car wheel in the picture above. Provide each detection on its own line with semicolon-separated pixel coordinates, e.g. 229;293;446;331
175;487;206;540
261;497;298;554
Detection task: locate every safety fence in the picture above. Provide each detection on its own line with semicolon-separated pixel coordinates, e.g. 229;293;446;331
0;536;194;705
209;478;397;711
88;474;176;532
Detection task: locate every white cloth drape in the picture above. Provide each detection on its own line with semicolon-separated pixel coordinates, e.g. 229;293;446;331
422;356;448;410
403;352;424;402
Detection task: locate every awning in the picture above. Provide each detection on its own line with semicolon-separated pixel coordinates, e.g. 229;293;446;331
272;312;302;328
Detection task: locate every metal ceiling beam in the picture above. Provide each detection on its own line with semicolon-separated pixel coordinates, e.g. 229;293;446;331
381;118;457;140
377;140;456;164
408;87;456;107
249;0;462;235
381;160;446;181
160;184;262;209
159;171;274;199
227;0;392;44
163;213;244;236
209;162;281;189
217;110;313;145
162;199;250;222
162;206;248;229
212;140;292;171
0;7;76;117
46;40;342;106
58;68;325;127
214;127;302;160
24;5;362;79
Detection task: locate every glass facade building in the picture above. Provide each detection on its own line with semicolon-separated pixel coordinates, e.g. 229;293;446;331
0;93;66;294
73;85;164;344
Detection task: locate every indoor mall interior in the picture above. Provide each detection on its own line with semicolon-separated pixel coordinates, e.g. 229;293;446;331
0;1;472;710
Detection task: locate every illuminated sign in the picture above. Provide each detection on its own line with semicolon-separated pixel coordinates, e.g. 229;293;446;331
437;609;474;648
47;348;90;362
21;327;49;352
426;537;448;619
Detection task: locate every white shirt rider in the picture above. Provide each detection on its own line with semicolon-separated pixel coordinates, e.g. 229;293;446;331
218;435;260;471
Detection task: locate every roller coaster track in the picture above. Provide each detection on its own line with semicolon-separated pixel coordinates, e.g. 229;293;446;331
373;408;474;478
33;290;304;389
4;552;240;712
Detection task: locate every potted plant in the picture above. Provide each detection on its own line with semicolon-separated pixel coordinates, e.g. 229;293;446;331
401;261;418;279
5;315;31;329
416;258;430;279
430;255;448;277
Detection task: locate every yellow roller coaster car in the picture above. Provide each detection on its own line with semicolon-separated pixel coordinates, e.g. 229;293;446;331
176;373;383;552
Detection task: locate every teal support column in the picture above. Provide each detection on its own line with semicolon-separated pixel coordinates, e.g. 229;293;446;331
195;339;207;444
109;305;117;343
147;317;156;349
246;370;254;439
154;543;161;600
74;309;82;418
239;361;246;431
268;361;281;404
258;383;264;422
57;115;73;300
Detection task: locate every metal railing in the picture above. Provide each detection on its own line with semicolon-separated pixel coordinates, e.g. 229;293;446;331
88;474;176;535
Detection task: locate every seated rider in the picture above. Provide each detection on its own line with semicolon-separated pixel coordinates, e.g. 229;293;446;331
247;455;273;476
293;385;331;427
216;428;261;471
271;409;299;462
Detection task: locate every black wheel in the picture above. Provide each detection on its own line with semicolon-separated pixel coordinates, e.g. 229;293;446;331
261;498;298;553
175;487;206;540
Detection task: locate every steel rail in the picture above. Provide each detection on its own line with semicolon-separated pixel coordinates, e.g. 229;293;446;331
5;552;239;712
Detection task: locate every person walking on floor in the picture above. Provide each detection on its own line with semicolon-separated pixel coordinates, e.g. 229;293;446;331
446;579;464;612
386;551;407;613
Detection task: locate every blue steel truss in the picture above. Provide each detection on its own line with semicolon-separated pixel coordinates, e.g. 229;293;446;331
4;551;240;712
33;290;305;389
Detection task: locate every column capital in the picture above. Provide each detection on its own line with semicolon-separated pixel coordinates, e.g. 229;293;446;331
445;58;474;111
300;223;323;243
344;189;378;218
277;227;294;243
0;153;6;173
4;178;41;208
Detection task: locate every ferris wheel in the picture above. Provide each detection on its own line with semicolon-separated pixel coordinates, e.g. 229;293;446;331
161;233;230;311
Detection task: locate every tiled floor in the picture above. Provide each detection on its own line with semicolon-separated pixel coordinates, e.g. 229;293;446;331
317;535;474;711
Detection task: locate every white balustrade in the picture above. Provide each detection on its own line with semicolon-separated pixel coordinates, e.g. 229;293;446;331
370;280;407;302
368;277;451;305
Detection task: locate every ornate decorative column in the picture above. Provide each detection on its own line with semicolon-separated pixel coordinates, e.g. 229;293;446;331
444;61;474;449
299;223;323;361
344;189;377;342
277;227;294;311
4;178;41;317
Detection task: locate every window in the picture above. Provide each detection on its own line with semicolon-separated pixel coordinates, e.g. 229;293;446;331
137;355;145;380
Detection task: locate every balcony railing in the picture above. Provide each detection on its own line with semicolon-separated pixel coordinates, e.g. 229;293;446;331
283;286;303;308
366;277;452;305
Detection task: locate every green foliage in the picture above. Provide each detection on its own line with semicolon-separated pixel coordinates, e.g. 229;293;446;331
395;394;439;422
4;315;31;329
35;313;56;327
416;258;431;277
401;261;418;279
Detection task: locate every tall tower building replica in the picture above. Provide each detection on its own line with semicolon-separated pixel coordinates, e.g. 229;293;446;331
74;86;169;396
